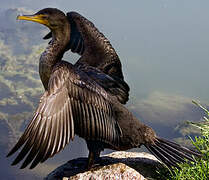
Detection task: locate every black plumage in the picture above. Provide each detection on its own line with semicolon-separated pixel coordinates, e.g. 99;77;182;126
7;8;201;170
44;11;130;104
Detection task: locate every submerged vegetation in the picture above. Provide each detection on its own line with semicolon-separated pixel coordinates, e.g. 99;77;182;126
157;101;209;180
0;8;46;151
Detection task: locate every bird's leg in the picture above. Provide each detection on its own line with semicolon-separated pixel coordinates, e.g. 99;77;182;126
87;150;101;170
86;140;103;170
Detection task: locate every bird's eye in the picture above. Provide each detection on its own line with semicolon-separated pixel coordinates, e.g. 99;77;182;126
41;15;48;19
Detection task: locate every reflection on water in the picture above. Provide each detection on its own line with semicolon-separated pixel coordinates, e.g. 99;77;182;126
1;4;209;179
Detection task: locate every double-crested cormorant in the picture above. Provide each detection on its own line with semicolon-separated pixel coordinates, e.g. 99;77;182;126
7;8;201;169
43;10;130;104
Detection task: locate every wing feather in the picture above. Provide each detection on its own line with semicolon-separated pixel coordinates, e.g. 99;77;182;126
20;117;47;169
8;81;74;168
39;116;53;163
7;62;121;168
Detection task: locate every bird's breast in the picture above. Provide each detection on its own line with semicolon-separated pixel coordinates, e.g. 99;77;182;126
39;60;53;90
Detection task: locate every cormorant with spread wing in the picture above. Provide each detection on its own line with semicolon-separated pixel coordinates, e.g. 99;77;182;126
43;10;130;104
7;8;201;169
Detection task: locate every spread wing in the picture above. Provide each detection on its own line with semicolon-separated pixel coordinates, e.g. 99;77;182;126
76;63;129;104
44;12;130;103
66;12;126;82
63;62;122;145
7;67;74;169
7;61;121;169
44;12;123;79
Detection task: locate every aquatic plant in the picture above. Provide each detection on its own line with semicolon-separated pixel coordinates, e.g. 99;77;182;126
0;8;46;151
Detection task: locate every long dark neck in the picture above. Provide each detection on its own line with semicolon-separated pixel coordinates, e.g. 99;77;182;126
39;22;70;89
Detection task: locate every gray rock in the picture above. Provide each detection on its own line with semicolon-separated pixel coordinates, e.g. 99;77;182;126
45;151;164;180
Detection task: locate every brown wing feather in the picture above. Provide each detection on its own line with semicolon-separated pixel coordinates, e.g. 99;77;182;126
7;67;74;169
65;62;122;146
67;12;125;81
7;61;122;168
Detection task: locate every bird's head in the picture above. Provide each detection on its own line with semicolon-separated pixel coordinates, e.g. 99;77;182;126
17;8;68;31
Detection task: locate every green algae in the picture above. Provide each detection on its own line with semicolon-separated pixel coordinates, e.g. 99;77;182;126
0;43;44;150
0;8;47;152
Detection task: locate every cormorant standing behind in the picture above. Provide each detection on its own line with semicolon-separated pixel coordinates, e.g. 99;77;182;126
7;8;201;169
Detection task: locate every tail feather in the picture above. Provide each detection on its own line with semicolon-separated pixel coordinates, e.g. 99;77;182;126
145;137;202;168
153;144;184;165
156;139;194;162
154;141;186;163
158;138;201;156
146;145;177;168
